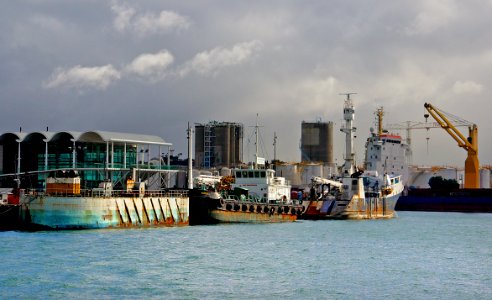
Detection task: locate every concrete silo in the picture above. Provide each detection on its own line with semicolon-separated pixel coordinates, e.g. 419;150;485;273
194;121;243;168
300;121;334;165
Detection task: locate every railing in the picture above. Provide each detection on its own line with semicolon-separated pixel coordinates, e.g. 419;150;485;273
25;188;188;198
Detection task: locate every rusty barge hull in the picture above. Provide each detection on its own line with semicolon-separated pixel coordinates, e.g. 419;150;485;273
21;195;189;229
209;201;303;223
210;209;297;223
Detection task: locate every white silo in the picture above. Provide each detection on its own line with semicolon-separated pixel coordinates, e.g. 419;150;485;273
480;169;490;188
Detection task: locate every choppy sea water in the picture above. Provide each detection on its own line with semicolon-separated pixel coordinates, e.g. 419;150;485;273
1;212;491;299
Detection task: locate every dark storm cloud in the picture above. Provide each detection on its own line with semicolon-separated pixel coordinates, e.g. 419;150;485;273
1;0;492;167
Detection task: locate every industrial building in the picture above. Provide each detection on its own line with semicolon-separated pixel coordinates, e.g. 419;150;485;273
0;130;176;190
300;121;334;165
194;121;243;168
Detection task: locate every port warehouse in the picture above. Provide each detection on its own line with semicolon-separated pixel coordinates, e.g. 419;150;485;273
0;130;182;190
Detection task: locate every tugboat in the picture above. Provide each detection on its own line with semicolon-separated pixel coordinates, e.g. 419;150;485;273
208;167;304;223
189;117;303;224
300;94;404;219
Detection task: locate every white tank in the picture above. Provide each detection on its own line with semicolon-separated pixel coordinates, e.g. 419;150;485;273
480;169;491;188
408;166;460;188
301;163;323;186
323;164;337;178
275;164;301;186
438;167;458;181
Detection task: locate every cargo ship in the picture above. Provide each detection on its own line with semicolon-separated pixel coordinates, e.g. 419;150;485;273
396;187;492;212
394;102;492;213
300;96;404;219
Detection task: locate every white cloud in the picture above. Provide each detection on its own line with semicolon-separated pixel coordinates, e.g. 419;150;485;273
297;76;340;107
111;2;190;36
44;65;121;90
133;11;191;36
452;80;483;94
405;0;458;35
111;2;135;33
179;40;263;77
125;50;174;80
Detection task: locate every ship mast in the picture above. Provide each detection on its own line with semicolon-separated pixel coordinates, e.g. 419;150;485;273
340;93;357;175
273;132;277;162
255;113;259;168
376;107;384;136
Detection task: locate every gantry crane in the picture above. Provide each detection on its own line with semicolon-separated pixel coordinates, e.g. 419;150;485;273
423;102;479;188
385;120;441;164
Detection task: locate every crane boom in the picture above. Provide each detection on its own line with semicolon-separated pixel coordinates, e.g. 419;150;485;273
423;103;479;188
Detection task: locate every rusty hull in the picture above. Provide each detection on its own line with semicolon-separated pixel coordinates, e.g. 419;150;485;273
210;204;299;223
20;193;189;229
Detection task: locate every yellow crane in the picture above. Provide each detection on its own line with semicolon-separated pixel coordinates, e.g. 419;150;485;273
423;103;479;188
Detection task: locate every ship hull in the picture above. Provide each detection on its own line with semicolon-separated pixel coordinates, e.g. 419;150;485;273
300;192;401;220
21;193;189;230
210;208;297;223
396;188;492;212
0;204;21;230
190;191;302;224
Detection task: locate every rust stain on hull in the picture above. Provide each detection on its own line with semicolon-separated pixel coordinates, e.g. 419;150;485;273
20;194;190;230
210;203;302;223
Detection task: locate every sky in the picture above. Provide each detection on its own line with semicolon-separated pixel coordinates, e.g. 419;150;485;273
1;0;492;168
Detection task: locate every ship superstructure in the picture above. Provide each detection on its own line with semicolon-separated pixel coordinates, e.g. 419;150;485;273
365;107;410;184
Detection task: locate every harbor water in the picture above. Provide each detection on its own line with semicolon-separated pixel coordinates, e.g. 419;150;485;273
1;212;491;299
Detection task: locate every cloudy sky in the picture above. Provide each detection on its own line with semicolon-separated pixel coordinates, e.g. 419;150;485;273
1;0;492;168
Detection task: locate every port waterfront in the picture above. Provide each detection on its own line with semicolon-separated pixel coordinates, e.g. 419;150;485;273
1;211;491;299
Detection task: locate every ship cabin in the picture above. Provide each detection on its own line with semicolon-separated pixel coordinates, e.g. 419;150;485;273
379;134;402;144
233;169;287;185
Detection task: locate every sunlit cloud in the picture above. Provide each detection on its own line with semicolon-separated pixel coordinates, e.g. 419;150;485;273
178;40;263;77
405;0;458;35
111;1;190;36
125;50;174;80
452;80;483;94
44;65;121;90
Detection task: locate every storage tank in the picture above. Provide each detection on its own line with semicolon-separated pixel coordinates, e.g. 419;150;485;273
300;163;323;186
194;122;243;168
323;164;337;178
300;121;333;164
480;169;490;188
275;164;301;186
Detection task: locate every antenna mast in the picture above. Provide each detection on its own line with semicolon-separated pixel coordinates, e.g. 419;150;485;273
339;93;357;175
255;114;259;168
273;132;277;162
